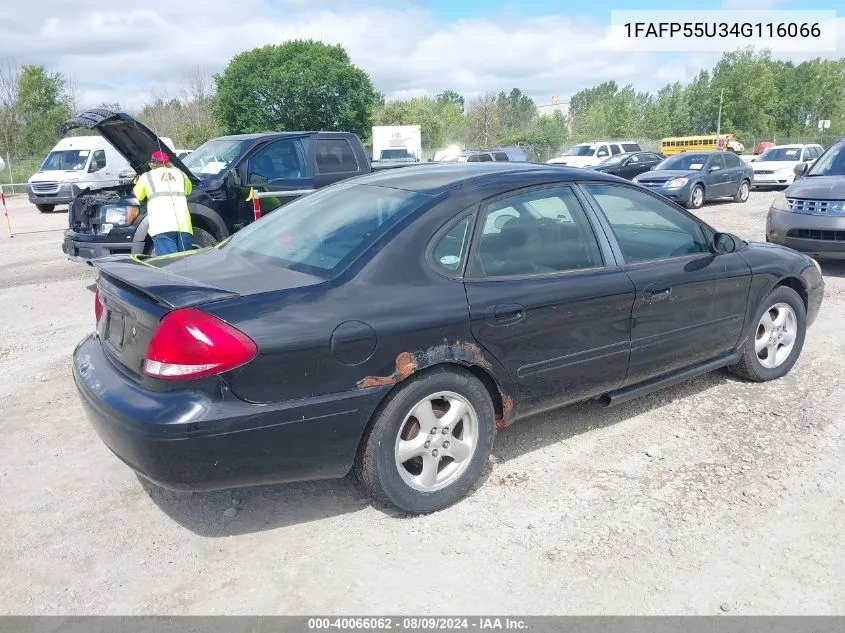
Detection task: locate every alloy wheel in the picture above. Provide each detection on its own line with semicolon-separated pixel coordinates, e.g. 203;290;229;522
755;302;798;369
394;391;479;492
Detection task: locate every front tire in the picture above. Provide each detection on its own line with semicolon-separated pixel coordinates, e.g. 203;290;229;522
36;204;54;213
355;366;496;514
734;179;750;203
729;286;806;382
686;184;704;209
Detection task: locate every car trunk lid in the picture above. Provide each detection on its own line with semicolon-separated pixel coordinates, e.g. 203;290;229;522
61;109;196;182
92;251;324;376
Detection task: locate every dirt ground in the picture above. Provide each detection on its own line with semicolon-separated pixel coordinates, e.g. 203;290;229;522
0;192;843;615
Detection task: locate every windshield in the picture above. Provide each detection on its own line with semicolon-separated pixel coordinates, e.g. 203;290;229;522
41;150;90;171
182;139;251;178
565;145;595;156
600;154;629;165
807;144;845;177
225;183;429;278
656;154;709;171
380;149;413;160
758;147;802;162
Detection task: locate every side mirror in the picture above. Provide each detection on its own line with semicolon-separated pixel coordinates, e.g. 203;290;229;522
794;162;809;179
712;232;737;254
750;158;756;162
228;169;242;187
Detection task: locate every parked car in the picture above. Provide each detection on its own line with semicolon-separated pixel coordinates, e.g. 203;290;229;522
766;139;845;260
633;151;753;209
754;141;776;156
452;149;517;163
60;109;376;262
175;149;193;160
28;135;172;213
591;151;664;180
750;144;824;188
73;162;823;513
546;141;642;168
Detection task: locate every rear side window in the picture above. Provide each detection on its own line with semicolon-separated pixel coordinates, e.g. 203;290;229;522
316;138;359;174
433;216;472;273
622;143;641;152
610;145;622;155
493;152;509;161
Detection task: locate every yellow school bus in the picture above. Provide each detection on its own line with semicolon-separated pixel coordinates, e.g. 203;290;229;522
660;134;740;156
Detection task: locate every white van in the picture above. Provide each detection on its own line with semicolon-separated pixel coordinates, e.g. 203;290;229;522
546;141;642;168
28;135;174;213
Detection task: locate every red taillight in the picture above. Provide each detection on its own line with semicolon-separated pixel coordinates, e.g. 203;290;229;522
94;287;104;325
142;308;257;380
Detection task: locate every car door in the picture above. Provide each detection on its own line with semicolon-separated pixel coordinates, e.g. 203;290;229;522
238;136;312;225
702;153;728;198
463;184;636;415
581;182;752;385
722;151;746;195
620;154;643;180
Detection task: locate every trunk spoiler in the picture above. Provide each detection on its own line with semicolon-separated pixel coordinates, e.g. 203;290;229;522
92;256;239;309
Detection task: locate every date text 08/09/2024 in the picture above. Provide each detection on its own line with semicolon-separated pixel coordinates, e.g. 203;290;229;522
623;22;821;39
307;617;529;630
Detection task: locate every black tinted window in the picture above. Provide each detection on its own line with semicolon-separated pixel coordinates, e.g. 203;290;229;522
493;152;509;161
248;139;307;184
645;153;663;162
585;183;709;264
477;153;493;162
610;145;622;155
622;143;641;152
316;138;359;174
474;187;603;278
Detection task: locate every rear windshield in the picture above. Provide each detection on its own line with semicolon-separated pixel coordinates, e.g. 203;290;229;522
41;150;90;171
224;183;429;278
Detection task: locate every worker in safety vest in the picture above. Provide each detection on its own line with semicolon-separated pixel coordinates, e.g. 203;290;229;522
133;150;193;255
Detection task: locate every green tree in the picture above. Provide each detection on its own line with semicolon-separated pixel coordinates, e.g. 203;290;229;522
496;88;536;138
16;65;71;156
214;40;378;137
436;90;465;114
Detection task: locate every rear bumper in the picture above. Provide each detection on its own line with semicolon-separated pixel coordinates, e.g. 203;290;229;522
766;208;845;260
63;230;143;262
73;335;384;491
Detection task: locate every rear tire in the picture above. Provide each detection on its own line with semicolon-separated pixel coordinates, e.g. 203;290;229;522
355;366;496;514
729;286;806;382
734;179;750;203
685;184;704;209
191;227;217;249
36;204;54;213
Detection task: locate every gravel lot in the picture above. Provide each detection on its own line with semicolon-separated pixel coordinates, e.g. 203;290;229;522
0;191;843;615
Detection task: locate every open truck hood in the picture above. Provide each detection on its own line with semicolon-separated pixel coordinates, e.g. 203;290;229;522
61;109;196;182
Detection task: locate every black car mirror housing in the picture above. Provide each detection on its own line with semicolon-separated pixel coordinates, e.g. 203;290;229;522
712;232;737;254
794;162;809;179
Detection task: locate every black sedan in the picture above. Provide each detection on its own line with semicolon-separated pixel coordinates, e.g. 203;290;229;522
592;151;664;180
634;151;754;209
73;163;824;513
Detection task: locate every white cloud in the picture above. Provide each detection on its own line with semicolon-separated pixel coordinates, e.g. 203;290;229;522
0;0;841;111
720;0;787;8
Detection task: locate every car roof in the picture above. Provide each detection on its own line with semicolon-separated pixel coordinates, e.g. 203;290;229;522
351;162;620;195
212;131;342;142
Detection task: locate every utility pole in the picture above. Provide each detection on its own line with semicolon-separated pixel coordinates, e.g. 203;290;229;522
716;88;724;150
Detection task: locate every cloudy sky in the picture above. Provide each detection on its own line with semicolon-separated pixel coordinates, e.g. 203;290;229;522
0;0;841;109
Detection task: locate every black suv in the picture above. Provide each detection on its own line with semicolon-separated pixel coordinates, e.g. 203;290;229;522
61;109;373;261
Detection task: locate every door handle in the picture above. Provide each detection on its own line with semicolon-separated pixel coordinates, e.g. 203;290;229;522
643;287;671;302
489;304;526;325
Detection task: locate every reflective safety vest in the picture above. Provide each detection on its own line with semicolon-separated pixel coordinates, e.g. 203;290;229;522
132;167;193;236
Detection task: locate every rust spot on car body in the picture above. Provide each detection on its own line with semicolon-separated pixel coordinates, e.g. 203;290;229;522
356;341;491;389
496;394;515;429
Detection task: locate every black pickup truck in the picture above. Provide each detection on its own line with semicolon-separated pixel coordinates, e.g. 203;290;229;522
61;109;386;261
